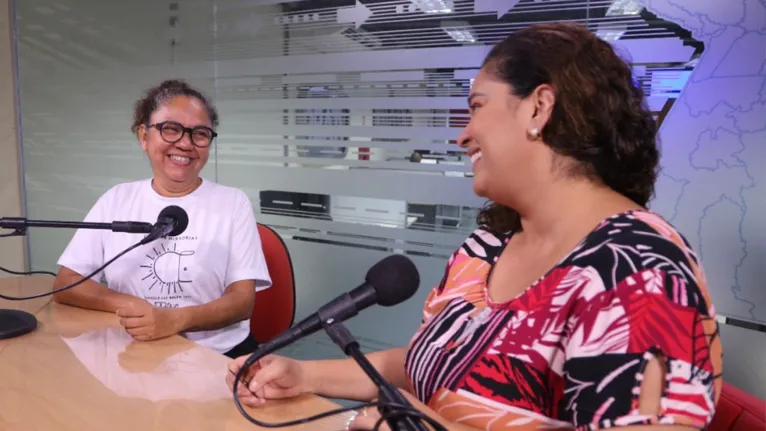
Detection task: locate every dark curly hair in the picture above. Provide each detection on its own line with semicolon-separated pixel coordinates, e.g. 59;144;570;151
476;22;660;234
130;79;219;134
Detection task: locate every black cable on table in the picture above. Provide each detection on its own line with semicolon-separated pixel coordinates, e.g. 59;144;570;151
0;241;142;300
0;265;56;277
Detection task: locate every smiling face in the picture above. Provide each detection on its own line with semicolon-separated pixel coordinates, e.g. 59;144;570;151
138;95;212;193
457;68;556;207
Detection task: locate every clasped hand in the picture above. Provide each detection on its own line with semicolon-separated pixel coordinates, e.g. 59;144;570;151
117;300;183;341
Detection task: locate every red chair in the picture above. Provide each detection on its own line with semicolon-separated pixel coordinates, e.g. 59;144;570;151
709;382;766;431
250;223;296;344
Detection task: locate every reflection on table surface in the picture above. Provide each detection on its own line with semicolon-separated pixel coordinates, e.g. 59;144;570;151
60;326;230;402
0;276;351;431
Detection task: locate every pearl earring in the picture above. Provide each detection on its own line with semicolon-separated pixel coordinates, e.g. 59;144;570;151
529;128;539;138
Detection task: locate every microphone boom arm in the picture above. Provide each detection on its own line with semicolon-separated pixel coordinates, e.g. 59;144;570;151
0;217;154;237
0;206;187;344
318;311;430;431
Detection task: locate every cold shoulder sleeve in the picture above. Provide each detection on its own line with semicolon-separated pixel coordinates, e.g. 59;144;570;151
560;214;722;430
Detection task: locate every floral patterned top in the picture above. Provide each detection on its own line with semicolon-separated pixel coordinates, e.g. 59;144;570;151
404;210;722;430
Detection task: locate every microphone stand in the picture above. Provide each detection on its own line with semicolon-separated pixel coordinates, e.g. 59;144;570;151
0;217;154;236
0;217;153;341
318;311;430;431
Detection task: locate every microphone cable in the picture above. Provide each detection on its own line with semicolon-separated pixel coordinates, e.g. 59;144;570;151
232;363;447;430
0;230;56;276
0;240;143;301
0;265;56;277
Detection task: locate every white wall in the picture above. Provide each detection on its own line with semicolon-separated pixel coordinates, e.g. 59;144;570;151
0;0;25;276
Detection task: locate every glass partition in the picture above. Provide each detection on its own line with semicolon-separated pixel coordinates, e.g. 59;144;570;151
15;0;218;273
20;0;756;368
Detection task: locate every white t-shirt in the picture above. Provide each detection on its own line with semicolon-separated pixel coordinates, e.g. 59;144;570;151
58;178;272;354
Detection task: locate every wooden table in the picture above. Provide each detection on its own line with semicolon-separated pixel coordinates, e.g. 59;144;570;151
0;276;352;430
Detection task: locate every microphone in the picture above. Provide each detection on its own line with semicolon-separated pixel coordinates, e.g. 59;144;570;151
0;204;188;341
138;205;189;245
0;205;188;241
243;254;420;368
234;255;438;431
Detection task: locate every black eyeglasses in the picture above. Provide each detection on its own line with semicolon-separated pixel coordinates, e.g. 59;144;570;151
146;121;218;148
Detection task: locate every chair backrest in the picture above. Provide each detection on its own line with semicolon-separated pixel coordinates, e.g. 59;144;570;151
709;382;766;431
250;223;296;344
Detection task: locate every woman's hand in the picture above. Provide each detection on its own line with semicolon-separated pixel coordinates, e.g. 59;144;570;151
225;354;315;407
117;300;183;341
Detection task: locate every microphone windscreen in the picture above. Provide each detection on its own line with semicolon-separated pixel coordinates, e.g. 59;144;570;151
158;205;189;237
365;254;420;307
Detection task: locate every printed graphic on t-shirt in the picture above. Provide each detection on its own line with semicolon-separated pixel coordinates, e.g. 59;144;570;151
140;242;196;308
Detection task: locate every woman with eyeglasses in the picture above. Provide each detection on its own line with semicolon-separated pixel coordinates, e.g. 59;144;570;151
53;79;272;359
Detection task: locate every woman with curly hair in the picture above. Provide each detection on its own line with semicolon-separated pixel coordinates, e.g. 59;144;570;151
228;23;722;431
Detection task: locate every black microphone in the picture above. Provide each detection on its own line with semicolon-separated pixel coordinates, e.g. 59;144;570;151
139;205;189;245
235;255;437;431
0;205;189;343
243;254;420;368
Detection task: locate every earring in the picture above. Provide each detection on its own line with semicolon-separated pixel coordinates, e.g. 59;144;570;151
528;128;539;139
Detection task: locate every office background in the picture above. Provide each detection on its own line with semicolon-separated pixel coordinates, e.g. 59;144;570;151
1;0;764;399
